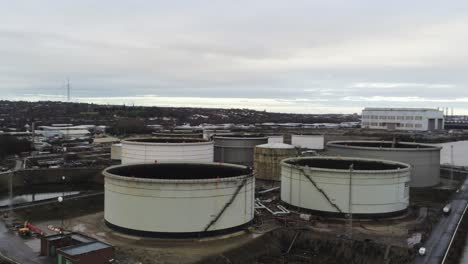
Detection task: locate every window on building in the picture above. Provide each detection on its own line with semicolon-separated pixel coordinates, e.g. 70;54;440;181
415;116;423;120
405;123;414;128
379;116;387;120
406;116;414;120
415;124;423;128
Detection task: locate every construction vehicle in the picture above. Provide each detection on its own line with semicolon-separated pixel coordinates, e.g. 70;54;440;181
17;221;43;238
18;222;31;237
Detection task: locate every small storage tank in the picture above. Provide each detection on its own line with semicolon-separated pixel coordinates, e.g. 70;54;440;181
214;134;268;166
326;141;442;187
268;135;284;144
281;157;411;218
110;143;122;161
254;143;297;181
121;138;213;165
291;135;325;150
103;162;254;238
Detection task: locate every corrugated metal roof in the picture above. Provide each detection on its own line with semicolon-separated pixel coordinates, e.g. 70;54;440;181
59;241;111;256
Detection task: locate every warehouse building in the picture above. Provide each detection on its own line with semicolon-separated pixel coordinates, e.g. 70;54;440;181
361;108;444;131
57;241;114;264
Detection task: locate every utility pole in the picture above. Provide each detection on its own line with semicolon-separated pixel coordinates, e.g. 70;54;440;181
346;164;354;240
67;78;71;102
450;145;454;187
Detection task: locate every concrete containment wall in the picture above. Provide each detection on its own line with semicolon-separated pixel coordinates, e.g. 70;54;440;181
326;141;441;188
0;167;104;191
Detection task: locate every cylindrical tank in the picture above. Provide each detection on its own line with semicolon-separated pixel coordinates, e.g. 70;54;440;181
291;134;325;150
152;132;203;139
254;143;297;181
267;135;284;144
121;138;214;164
326;141;441;187
103;162;254;238
203;129;231;140
110;143;122;161
214;135;268;166
281;156;411;218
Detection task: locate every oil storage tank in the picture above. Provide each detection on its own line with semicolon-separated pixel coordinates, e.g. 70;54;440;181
103;162;254;238
254;143;297;181
121;138;214;164
326;141;441;187
281;156;411;218
214;134;268;166
267;135;284;144
291;134;325;150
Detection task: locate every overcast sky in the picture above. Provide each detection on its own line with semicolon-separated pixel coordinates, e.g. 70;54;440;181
1;0;468;114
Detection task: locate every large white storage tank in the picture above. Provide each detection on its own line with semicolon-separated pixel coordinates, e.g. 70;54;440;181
291;135;325;150
326;141;441;188
104;162;255;238
121;138;214;164
268;135;284;144
214;134;268;166
110;143;122;161
203;129;231;140
281;156;411;218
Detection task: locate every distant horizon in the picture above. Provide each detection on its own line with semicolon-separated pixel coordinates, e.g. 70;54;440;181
4;94;462;116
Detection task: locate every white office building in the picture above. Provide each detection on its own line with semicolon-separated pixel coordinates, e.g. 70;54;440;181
361;108;444;131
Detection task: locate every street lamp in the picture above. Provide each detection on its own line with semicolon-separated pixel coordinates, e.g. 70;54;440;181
58;196;64;230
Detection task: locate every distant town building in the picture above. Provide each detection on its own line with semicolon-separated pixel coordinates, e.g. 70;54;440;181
361;108;444;131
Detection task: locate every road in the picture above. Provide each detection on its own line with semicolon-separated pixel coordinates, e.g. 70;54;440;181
0;220;49;264
415;176;468;264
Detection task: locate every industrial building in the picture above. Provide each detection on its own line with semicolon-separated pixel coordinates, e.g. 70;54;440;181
103;162;255;238
121;138;214;164
57;241;114;264
214;134;268;166
281;156;411;217
254;143;297;182
326;141;442;187
361;108;444;131
40;233;114;263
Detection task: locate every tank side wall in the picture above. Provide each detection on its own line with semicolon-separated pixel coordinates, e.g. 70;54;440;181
326;146;440;187
122;142;214;164
292;135;325;150
281;165;410;214
254;148;297;181
104;176;254;233
214;138;268;166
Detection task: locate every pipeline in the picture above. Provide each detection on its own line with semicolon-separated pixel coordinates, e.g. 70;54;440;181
204;177;248;232
301;167;343;213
